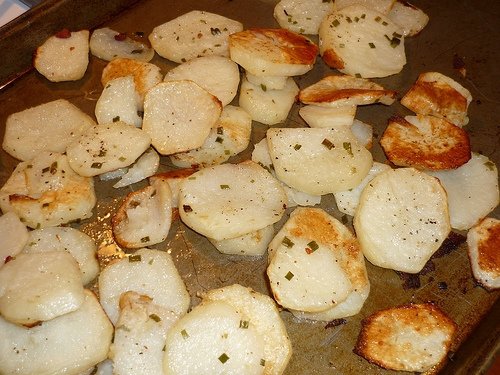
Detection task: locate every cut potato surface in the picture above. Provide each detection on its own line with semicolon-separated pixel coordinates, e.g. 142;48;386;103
0;290;113;375
90;27;154;62
319;5;406;78
208;225;275;256
427;153;499;230
246;72;288;91
229;28;318;77
0;212;28;265
299;104;357;128
351;119;373;149
0;251;85;326
179;161;287;240
142;80;222;155
380;115;471;170
164;56;240;106
98;248;190;325
67;121;151;177
355;303;456;372
354;168;450;273
273;0;334;35
149;10;243;63
334;0;396;15
2;99;95;162
267;127;373;195
388;0;429;36
149;168;196;208
113;147;160;188
34;29;89;82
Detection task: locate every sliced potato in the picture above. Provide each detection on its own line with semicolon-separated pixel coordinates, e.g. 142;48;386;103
142;81;222;155
66;121;151;177
334;0;395;15
267;127;373;195
319;5;406;78
0;251;85;326
427;153;499;230
208;225;275;256
239;75;299;125
94;359;113;375
98;248;190;325
388;0;429;37
34;29;89;82
113;148;160;188
149;169;197;208
90;27;154;62
0;290;113;375
273;0;334;35
299;104;357;128
246;72;288;91
2;99;95;161
354;168;451;273
164;56;240;106
351;119;373;149
0;212;28;265
229;28;318;77
179;161;287;240
149;10;243;63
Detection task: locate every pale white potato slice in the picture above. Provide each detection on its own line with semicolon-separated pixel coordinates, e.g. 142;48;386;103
334;161;391;216
170;105;252;168
101;58;162;103
267;127;373;195
334;0;396;15
274;0;334;35
467;217;500;290
110;292;180;375
34;29;89;82
113;148;160;188
388;0;429;36
179;161;287;240
163;300;265;375
0;212;28;265
0;251;85;326
0;290;113;375
208;225;275;256
66;121;151;177
229;28;318;77
239;76;299;125
149;169;196;208
355;303;456;372
354;168;451;273
149;10;243;63
112;178;172;248
246;72;288;91
299;104;357;128
164;56;240;106
2;99;95;162
202;284;292;375
95;76;143;127
427;153;499;230
94;359;113;375
98;248;190;325
351;119;373;149
22;227;99;285
319;5;406;78
142;80;222;155
0;152;96;228
90;27;154;62
99;168;127;181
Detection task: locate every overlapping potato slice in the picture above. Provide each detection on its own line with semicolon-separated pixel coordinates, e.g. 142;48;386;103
299;104;357;128
179;161;287;240
380;115;471;170
299;74;397;107
354;168;450;273
229;28;318;77
319;5;406;78
2;99;95;161
427;153;499;230
95;76;143;127
98;248;190;325
164;56;240;106
387;0;429;36
112;178;172;248
0;212;28;265
0;251;84;326
246;72;288;91
170;105;252;168
34;29;89;82
0;152;96;228
467;218;500;290
113;147;159;188
110;292;180;375
354;303;456;372
267;127;373;195
201;284;292;375
0;290;113;375
351;119;374;149
208;225;275;256
273;0;334;35
22;227;99;285
149;10;243;63
149;168;196;208
90;28;154;62
142;80;222;155
66;121;151;177
401;72;472;126
334;0;396;15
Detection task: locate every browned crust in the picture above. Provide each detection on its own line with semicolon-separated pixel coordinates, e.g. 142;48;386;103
475;218;500;276
101;58;156;97
321;48;345;69
149;168;197;182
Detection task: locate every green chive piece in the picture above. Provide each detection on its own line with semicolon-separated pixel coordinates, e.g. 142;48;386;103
343;142;353;156
260;84;267;92
112;116;120;122
149;314;161;322
285;271;294;281
181;329;189;339
119;156;126;162
140;236;150;243
216;127;224;135
282;236;295;248
322;138;335;150
128;254;142;262
375;16;381;22
332;19;340;27
239;320;249;329
294;144;302;150
215;136;224;143
91;162;103;169
219;353;230;363
368;42;376;49
220;184;230;189
355;73;362;78
307;240;319;252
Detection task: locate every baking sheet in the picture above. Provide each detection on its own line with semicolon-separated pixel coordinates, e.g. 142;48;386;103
0;0;499;374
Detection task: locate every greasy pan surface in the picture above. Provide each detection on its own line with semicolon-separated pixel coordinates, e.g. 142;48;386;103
0;0;498;374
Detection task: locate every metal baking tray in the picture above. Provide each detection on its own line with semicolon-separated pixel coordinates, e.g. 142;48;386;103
0;0;498;373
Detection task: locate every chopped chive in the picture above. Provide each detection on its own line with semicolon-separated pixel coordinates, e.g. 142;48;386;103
119;156;126;162
361;13;366;19
260;84;267;92
210;27;221;36
307;240;319;252
98;149;107;157
260;359;266;366
49;161;58;174
149;314;161;322
332;19;340;27
393;32;402;38
216;127;224;135
343;142;353;156
294;144;302;150
218;353;229;364
282;236;295;248
220;184;230;189
355;73;362;78
375;16;381;22
112;116;120;122
339;43;345;48
346;16;352;23
322;138;335;150
224;149;230;155
484;161;495;171
215;136;224;143
91;162;103;169
239;320;249;329
140;236;150;243
42;166;50;173
181;329;189;339
390;37;401;48
285;271;294;281
130;49;143;54
368;42;376;49
128;254;142;262
382;21;388;26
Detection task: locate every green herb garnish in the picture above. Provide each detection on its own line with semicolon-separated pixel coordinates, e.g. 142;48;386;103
219;353;230;364
282;236;295;248
285;271;294;281
149;314;161;322
128;254;142;262
322;138;335;150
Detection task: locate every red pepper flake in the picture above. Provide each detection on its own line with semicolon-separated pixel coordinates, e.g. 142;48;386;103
4;255;13;264
55;28;71;39
114;33;127;41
